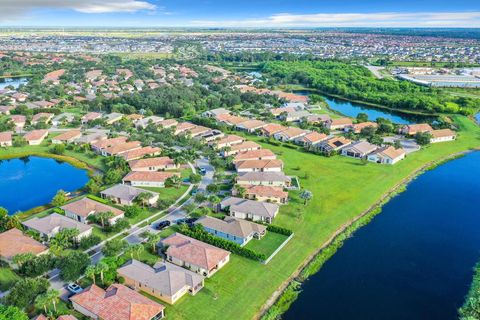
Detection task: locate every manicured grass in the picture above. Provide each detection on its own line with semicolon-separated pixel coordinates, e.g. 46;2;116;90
163;115;480;320
140;185;189;205
0;267;20;291
245;232;289;257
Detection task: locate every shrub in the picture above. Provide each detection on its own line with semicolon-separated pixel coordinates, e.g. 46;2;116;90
79;234;102;250
267;225;293;236
87;194;109;204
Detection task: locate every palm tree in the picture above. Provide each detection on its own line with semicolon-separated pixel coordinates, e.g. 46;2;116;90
130;244;144;259
85;265;97;285
145;232;161;253
45;289;59;313
235;185;247;198
96;261;109;284
166;175;182;189
97;211;114;228
299;190;313;206
12;252;34;267
135;192;153;209
35;293;50;314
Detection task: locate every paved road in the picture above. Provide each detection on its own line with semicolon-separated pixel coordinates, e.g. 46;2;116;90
48;157;214;297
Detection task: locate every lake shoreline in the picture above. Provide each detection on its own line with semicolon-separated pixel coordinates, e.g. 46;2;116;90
257;149;476;320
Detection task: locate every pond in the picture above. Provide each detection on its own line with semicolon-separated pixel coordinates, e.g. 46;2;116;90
0;156;89;214
293;90;434;124
0;77;29;90
284;151;480;320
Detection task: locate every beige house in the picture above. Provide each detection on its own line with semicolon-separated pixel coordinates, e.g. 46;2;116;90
61;198;124;225
24;129;48;145
0;228;48;261
129;157;178;171
235;119;267;133
100;184;158;206
0;131;12;147
10;115;26;130
233;149;276;163
31;112;54;125
219;197;280;224
209;134;244;149
52;130;82;144
430;129;456;143
236;172;292;188
237;185;289;204
273;127;308;142
221;141;261;157
122;171;179;188
118;259;204;305
159;233;230;278
22;213;92;240
400;123;433;135
119;146;161;161
367;146;406;165
235;159;284;173
327;117;353;130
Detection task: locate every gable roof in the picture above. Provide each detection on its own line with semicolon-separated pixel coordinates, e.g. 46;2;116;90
195;215;266;239
119;146;161;161
235;159;283;170
70;284;164;320
22;213;92;236
0;131;12;142
430;129;456;138
0;228;48;259
375;146;406;159
228;199;280;218
343;141;378;154
24;129;48;141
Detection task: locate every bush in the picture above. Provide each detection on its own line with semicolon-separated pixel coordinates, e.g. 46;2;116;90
53;207;64;214
17;254;57;277
57;251;90;282
105;218;131;233
124;205;142;218
87;194;109;204
179;224;266;261
267;224;293;236
79;234;102;250
102;239;128;257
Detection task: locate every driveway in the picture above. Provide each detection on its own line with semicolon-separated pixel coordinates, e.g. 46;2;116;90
383;136;420;154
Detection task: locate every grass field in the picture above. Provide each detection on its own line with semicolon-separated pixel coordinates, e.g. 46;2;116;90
245;232;289;257
162;115;480;320
0;267;20;291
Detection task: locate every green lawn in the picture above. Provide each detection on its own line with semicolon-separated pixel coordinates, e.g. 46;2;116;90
140;185;189;205
0;267;20;291
163;115;480;320
245;232;289;257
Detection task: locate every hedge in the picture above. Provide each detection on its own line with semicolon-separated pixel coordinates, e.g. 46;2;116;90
179;225;267;261
87;194;109;204
267;224;293;236
53;207;64;214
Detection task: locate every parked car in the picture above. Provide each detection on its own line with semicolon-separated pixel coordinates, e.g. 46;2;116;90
155;220;171;230
199;167;206;175
175;217;197;226
67;283;83;295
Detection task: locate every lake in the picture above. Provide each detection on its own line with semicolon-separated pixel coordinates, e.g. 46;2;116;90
284;151;480;320
0;156;89;213
0;77;28;90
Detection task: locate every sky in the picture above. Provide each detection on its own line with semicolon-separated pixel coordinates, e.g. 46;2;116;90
0;0;480;28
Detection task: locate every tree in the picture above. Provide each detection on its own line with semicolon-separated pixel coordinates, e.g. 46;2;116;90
36;289;59;314
34;292;50;314
50;228;80;250
97;211;114;228
165;175;182;188
145;232;161;253
189;173;202;184
85;264;97;285
393;140;402;149
102;238;128;257
135;192;153;208
4;277;50;310
57;251;90;282
235;185;246;198
85;179;101;194
51;189;68;206
96;261;109;283
0;305;28;320
124;205;142;218
206;183;219;193
12;252;35;267
299;190;313;206
415;132;432;145
356;112;368;123
50;144;65;155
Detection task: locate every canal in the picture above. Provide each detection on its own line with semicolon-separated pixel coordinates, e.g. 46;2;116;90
284;151;480;320
0;77;28;90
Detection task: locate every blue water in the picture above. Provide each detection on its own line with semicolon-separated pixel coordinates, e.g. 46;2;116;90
475;112;480;124
285;151;480;320
0;157;89;214
0;77;28;90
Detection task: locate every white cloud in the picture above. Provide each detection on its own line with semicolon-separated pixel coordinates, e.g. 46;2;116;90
0;0;156;21
190;11;480;28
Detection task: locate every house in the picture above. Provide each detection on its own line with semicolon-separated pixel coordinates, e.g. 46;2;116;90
237;185;289;204
173;122;196;135
125;114;144;123
10;115;26;129
34;315;77;320
185;125;211;138
202;108;230;118
70;284;165;320
198;129;224;142
270;107;296;117
258;123;287;137
0;228;48;261
100;184;158;206
314;136;352;154
327;118;353;130
233;149;276;163
273;127;309;142
118;259;204;305
237;172;292;188
195;216;266;246
61;198;124;225
31;112;54;125
91;136;128;152
104;112;124;125
81;112;102;124
0;105;15;115
157;119;178;129
122;171;179;188
135;116;164;129
22;213;92;240
52;113;75;126
235;119;267;133
0;131;12;147
119;146;161;161
24;129;48;145
305;114;331;125
430;129;456;143
341;141;379;159
52;130;82;144
75;132;107;145
221;141;261;157
101;141;142;157
210;134;244;149
158;233;230;277
219;197;280;224
296;131;328;146
400;123;433;135
346;121;379;134
215;114;248;127
367;146;406;165
129;157;178;171
279;110;311;122
235;159;284;173
42;69;65;84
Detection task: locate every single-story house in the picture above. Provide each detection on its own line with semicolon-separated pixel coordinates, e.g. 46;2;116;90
74;132;107;145
0;228;48;261
61;198;124;225
10;115;26;129
346;121;379;134
24;129;48;145
22;213;93;240
219;197;280;224
295;131;328;146
430;129;456;143
135;116;164;129
118;259;204;305
273;127;309;142
314;136;352;154
238;185;289;204
195;216;266;246
122;171;179;188
236;172;292;188
91;136;127;152
270;106;296;117
367;146;406;165
235;119;267;133
52;113;76;127
129;157;178;171
184;125;211;138
70;284;165;320
198;129;224;142
174;122;196;135
327;117;353;130
214;114;248;127
399;123;433;136
103;112;124;125
100;184;158;206
0;131;12;147
0;105;15;115
31;112;54;125
209;134;244;149
119;146;161;161
81;112;102;124
202;108;230;118
221;141;261;157
258;123;287;137
101;141;142;157
233;149;276;163
125;114;144;123
158;233;230;278
279;110;311;122
52;130;82;144
341;141;379;159
157;119;178;129
305;114;331;125
235;159;284;173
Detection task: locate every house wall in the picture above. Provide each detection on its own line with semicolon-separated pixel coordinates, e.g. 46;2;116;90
128;180;165;188
122;275;177;304
246;194;287;204
431;135;455;143
27;137;46;145
72;302;99;319
236;180;287;187
229;210;273;224
202;226;250;246
0;140;12;147
65;210;87;224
